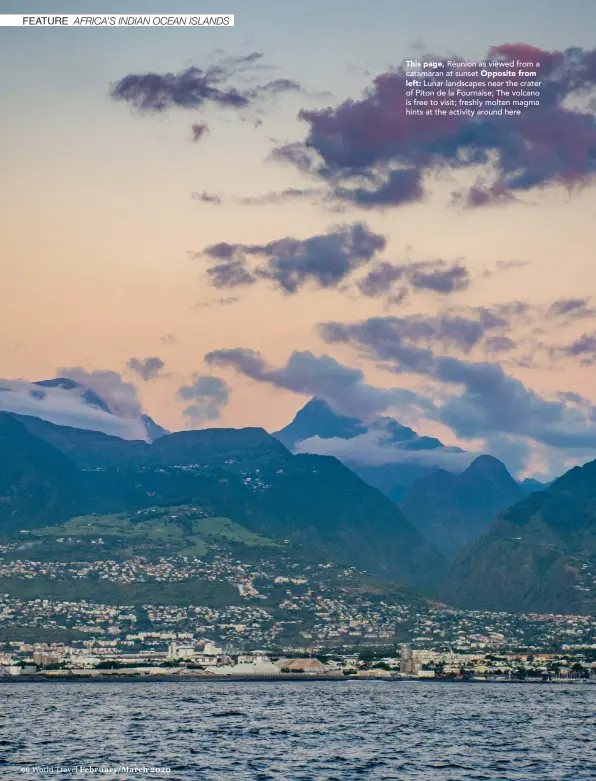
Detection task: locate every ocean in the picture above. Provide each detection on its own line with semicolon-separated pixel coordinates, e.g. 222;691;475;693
1;681;595;780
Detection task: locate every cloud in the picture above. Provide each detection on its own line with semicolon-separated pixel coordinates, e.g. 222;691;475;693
334;168;424;208
192;296;239;309
452;185;517;209
276;44;596;208
484;335;517;353
111;67;247;113
294;429;476;470
127;356;165;381
160;334;177;345
177;374;230;425
59;367;143;418
483;259;530;277
196;222;386;294
482;433;532;477
408;260;469;294
319;315;596;455
237;187;321;206
0;378;149;441
110;52;302;133
321;310;512;356
191;191;222;204
547;297;596;320
191;122;209;143
205;347;433;421
357;259;470;298
192;187;325;208
494;259;530;272
560;331;596;364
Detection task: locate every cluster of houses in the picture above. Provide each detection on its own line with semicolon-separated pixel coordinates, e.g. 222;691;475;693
2;639;595;680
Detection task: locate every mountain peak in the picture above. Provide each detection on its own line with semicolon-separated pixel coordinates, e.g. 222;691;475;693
34;377;112;414
462;454;513;480
273;397;366;450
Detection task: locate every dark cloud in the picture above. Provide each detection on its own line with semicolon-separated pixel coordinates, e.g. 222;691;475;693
547;297;595;319
558;390;590;405
111;63;249;113
561;331;596;364
177;374;230;425
277;44;596;208
29;388;46;400
321;311;508;356
197;223;386;294
191;191;222;204
205;347;433;420
408;261;469;294
319;315;596;453
357;259;470;298
127;356;165;381
484;335;517;353
452;185;516;209
190;122;209;143
358;263;404;297
254;78;303;96
111;52;302;131
334;168;424;208
207;259;256;289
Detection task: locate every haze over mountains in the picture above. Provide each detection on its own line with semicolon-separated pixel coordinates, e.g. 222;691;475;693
0;376;167;443
274;397;471;503
0;400;445;591
2;380;595;616
273;397;545;556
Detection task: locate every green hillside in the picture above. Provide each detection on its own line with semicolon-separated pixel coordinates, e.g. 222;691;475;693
30;506;281;559
443;459;596;614
1;412;447;590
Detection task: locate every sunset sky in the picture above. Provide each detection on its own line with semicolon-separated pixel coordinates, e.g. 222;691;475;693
2;0;596;478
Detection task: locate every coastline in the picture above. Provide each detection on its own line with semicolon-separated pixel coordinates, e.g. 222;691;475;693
2;674;593;684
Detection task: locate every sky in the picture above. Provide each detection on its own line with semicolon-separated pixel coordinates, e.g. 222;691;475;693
2;0;596;478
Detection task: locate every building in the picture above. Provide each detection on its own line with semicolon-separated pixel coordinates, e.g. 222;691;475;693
276;658;327;674
400;646;418;675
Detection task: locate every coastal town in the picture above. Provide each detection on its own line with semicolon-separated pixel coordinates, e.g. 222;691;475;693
2;637;596;682
1;546;596;681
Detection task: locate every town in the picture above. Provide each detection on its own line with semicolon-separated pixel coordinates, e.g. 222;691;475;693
1;546;595;682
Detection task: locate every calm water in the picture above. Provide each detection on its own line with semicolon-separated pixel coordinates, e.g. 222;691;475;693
1;681;595;780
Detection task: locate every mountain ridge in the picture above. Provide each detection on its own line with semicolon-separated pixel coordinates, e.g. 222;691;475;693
442;457;596;614
0;411;446;591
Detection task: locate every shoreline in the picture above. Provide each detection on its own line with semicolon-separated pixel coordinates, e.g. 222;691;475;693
1;674;593;684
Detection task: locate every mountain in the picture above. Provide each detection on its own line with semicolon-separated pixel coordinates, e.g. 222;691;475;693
273;398;367;449
0;377;167;443
401;455;525;558
442;459;596;615
34;378;112;414
520;477;550;494
37;377;169;441
273;398;462;503
0;414;81;532
0;412;446;590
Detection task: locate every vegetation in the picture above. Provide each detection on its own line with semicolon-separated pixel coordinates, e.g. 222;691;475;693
29;506;281;559
443;458;596;614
